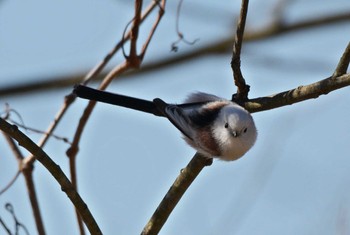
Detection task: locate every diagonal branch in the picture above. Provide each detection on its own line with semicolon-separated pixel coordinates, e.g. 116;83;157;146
141;153;212;235
140;0;166;60
0;118;102;235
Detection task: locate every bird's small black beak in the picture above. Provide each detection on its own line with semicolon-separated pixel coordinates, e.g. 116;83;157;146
231;131;238;138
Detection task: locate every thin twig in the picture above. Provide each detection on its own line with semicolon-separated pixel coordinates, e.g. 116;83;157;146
0;133;23;195
2;131;46;234
141;153;213;235
9;119;71;144
333;42;350;77
0;216;12;235
0;171;20;196
231;0;250;100
22;167;46;235
140;0;166;59
2;132;24;161
69;151;85;235
127;0;143;67
171;0;199;52
0;118;102;235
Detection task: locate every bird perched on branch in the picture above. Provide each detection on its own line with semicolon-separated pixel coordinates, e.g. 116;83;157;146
73;85;257;161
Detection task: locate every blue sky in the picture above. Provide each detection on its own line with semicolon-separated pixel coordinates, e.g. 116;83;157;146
1;0;350;234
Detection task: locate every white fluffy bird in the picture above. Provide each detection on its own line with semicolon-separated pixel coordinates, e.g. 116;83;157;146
74;85;257;161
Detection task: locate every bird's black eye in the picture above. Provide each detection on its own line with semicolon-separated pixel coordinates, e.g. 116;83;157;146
224;123;229;128
243;127;247;133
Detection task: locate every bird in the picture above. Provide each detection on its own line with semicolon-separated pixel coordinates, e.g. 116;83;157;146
73;85;257;161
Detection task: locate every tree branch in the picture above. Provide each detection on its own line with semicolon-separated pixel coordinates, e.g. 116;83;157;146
333;41;350;77
1;133;46;234
140;0;166;60
246;73;350;113
231;0;250;100
0;118;102;235
141;153;213;235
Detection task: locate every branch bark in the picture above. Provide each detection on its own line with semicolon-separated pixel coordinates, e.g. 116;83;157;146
246;73;350;113
141;153;212;235
231;0;250;100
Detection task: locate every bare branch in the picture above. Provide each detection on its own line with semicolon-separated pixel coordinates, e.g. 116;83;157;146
141;153;212;235
129;0;143;61
140;0;166;59
231;0;250;100
246;73;350;113
0;118;102;235
22;166;46;235
1;132;23;196
1;133;46;234
2;132;24;162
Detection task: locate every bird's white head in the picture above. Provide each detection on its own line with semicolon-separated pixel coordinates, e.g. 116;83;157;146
211;103;257;161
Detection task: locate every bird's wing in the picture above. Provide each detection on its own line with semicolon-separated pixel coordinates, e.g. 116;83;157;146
153;98;198;140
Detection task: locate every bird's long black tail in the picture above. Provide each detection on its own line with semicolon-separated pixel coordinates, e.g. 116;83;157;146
73;85;164;116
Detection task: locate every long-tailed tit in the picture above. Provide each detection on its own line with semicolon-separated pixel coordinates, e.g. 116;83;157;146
74;85;257;161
